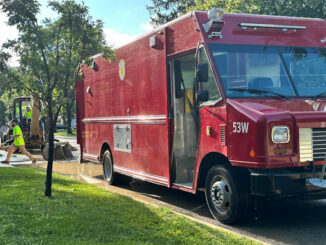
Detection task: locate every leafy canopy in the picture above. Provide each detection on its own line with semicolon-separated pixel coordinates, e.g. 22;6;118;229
147;0;326;26
0;0;115;197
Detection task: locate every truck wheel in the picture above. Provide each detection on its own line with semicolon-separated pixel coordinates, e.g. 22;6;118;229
205;165;249;224
102;150;130;185
102;150;115;185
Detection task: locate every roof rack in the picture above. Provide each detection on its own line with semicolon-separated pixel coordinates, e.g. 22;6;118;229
239;23;307;30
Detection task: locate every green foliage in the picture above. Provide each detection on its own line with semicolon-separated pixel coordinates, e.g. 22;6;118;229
0;0;115;117
0;168;257;245
189;0;258;13
54;128;76;136
146;0;196;26
250;0;326;19
193;0;326;19
147;0;326;26
0;101;8;125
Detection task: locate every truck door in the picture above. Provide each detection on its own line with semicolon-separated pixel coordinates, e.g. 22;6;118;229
170;47;223;188
170;52;198;188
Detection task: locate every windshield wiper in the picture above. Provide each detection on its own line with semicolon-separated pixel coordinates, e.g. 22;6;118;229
229;88;290;100
314;91;326;100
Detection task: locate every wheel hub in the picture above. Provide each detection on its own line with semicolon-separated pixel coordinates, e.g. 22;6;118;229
210;178;231;212
103;157;112;179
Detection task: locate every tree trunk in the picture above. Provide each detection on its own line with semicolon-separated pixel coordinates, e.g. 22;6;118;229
66;101;73;134
45;99;55;197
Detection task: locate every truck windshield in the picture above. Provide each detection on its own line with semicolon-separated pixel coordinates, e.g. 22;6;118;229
210;44;326;98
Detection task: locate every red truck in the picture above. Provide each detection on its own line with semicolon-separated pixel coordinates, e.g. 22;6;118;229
76;8;326;224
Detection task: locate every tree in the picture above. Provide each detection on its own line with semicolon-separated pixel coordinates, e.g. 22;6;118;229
146;0;196;26
147;0;326;25
250;0;326;19
189;0;257;13
0;70;24;125
0;0;114;196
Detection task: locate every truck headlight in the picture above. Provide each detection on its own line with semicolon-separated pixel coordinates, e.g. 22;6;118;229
271;126;290;143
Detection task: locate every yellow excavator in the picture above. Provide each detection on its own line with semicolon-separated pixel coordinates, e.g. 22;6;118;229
1;96;75;160
8;96;44;149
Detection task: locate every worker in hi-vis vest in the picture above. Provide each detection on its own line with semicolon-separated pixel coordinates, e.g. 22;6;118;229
24;106;32;125
1;119;36;164
24;106;32;119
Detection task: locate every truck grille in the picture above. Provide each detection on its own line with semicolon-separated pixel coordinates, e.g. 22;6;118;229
299;128;326;162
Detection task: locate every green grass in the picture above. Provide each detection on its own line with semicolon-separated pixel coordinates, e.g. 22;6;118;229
0;168;258;245
54;128;76;136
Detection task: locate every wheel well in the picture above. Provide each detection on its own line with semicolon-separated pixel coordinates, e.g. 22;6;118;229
197;152;231;189
100;143;112;162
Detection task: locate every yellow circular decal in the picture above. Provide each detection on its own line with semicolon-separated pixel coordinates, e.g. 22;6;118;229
119;59;125;80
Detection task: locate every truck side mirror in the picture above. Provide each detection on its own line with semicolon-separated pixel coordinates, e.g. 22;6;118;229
197;90;209;102
174;60;183;98
196;63;209;83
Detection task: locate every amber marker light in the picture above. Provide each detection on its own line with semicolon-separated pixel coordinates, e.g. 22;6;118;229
250;148;255;158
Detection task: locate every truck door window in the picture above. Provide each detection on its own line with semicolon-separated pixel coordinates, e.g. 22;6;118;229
198;47;222;105
171;53;196;113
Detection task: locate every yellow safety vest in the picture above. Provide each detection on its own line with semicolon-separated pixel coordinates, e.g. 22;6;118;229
13;125;24;146
24;111;32;119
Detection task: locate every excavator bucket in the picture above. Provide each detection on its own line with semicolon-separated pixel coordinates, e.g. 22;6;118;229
42;142;76;161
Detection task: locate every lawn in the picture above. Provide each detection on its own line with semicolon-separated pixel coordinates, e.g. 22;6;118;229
0;168;258;245
54;128;76;136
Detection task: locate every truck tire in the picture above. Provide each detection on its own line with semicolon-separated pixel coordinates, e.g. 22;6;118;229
102;150;116;185
205;165;249;224
102;150;130;185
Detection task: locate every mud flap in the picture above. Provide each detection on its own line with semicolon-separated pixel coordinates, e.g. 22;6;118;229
307;158;326;188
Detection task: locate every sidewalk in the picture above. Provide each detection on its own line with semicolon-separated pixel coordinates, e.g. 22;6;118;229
0;150;33;167
0;150;79;167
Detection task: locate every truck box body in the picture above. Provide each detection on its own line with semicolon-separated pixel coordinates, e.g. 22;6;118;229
77;10;326;223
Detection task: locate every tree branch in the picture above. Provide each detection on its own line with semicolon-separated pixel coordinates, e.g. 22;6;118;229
50;24;62;91
31;21;52;86
63;17;74;98
6;70;44;101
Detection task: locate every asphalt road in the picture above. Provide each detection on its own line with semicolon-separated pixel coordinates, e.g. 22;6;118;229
36;135;326;245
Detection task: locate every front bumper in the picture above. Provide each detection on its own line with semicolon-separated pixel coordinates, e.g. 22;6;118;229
250;167;326;196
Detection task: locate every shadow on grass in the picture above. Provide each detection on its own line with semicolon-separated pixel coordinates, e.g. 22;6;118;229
0;168;251;245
